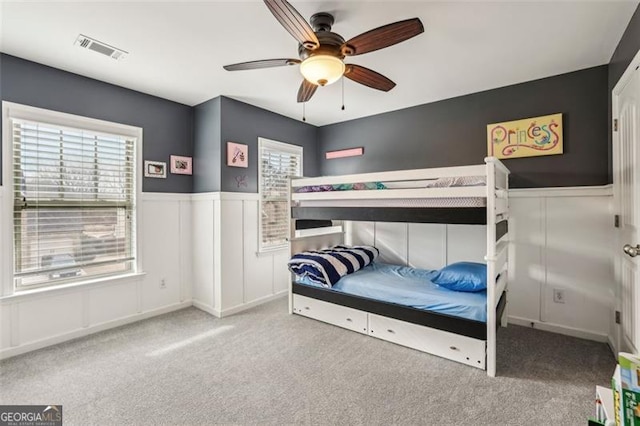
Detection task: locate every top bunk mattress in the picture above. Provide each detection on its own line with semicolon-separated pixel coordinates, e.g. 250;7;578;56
294;197;486;208
292;176;487;208
295;262;487;322
294;176;486;193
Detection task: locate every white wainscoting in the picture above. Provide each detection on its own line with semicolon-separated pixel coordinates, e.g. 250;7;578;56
0;185;614;359
0;192;193;360
191;192;288;318
349;185;614;342
509;186;614;342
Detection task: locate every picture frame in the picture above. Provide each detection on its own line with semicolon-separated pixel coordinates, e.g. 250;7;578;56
144;160;167;178
487;113;563;159
227;142;248;168
170;155;193;175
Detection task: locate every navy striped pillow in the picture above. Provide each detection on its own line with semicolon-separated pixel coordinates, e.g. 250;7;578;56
288;245;379;287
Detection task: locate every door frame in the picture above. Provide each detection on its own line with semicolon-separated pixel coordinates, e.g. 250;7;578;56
612;47;640;354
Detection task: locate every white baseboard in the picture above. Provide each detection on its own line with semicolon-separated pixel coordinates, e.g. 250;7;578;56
192;291;287;318
192;300;221;318
607;336;618;359
0;301;192;360
219;291;288;318
607;335;618;357
508;316;608;343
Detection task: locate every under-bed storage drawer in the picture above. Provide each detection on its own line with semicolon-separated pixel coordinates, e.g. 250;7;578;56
293;294;368;334
368;313;486;369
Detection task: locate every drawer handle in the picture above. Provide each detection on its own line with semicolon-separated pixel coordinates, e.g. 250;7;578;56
346;318;353;322
387;329;395;334
450;346;458;351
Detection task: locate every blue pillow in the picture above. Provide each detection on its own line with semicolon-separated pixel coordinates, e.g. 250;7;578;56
432;262;487;292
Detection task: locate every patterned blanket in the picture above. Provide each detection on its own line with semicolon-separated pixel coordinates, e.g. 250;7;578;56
287;245;379;288
294;182;386;193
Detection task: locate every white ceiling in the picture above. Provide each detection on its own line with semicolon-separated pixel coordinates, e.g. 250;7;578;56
1;1;638;126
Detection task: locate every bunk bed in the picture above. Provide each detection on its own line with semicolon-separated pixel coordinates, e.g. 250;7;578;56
288;157;510;377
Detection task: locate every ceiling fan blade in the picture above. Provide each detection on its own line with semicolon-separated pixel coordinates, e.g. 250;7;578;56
344;64;396;92
223;58;300;71
264;0;320;50
297;79;318;103
342;18;424;56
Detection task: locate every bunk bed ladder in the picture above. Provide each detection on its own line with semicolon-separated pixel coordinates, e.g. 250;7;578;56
485;158;498;377
484;157;510;377
288;176;295;315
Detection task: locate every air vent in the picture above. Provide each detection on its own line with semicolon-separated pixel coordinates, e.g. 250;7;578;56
74;34;128;60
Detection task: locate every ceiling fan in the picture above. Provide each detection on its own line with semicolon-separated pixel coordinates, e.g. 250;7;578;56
223;0;424;103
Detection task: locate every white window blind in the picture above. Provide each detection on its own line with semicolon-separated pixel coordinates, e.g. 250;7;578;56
259;138;302;251
12;119;136;288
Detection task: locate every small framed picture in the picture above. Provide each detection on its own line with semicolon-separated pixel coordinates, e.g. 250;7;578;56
227;142;248;168
170;155;193;175
144;160;167;178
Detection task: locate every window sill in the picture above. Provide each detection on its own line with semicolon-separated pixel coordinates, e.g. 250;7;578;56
0;271;147;303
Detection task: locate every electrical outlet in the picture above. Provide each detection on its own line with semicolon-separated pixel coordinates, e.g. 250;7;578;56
553;289;565;304
160;278;166;289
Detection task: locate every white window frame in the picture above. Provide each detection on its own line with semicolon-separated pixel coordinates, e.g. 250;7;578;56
1;102;143;295
258;137;303;253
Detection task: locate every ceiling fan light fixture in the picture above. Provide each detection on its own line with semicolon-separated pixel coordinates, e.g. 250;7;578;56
300;55;345;87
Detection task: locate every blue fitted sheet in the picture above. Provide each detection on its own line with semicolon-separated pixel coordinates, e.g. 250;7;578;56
295;262;487;322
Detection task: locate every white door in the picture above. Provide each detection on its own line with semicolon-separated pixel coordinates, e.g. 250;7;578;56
616;61;640;354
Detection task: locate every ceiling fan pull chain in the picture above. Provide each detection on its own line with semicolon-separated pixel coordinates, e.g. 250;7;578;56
341;77;345;111
302;102;306;122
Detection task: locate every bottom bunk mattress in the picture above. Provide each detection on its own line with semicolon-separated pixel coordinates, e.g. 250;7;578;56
295;262;487;322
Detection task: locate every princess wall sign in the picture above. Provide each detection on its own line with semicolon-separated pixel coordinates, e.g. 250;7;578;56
487;113;563;160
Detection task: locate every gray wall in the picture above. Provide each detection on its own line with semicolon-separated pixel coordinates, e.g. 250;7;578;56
609;4;640;95
193;97;221;192
608;4;640;180
318;66;609;188
192;96;318;193
7;2;637;195
220;97;318;193
0;54;194;193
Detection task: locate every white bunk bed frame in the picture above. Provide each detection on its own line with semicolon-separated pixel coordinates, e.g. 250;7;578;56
288;157;510;377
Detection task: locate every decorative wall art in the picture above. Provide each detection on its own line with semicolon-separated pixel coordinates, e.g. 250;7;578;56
325;147;364;160
235;175;248;188
170;155;193;175
487;113;563;159
227;142;248;168
144;160;167;178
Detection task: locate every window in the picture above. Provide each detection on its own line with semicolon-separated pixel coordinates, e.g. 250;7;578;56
8;108;138;289
258;138;302;252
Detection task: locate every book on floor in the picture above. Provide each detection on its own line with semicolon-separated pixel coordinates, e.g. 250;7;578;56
613;354;640;426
